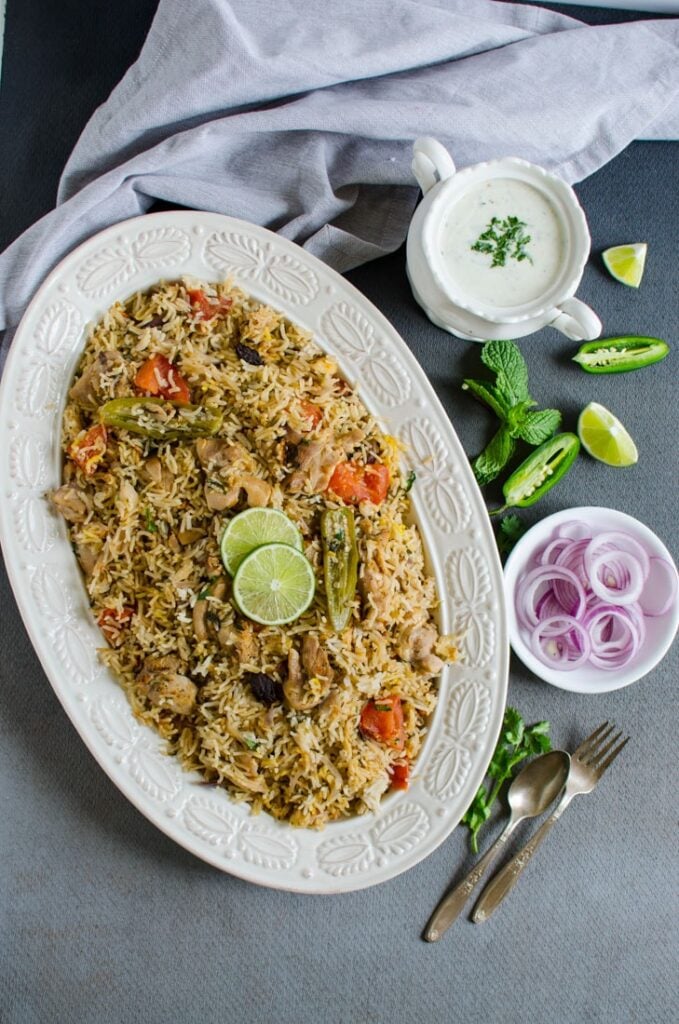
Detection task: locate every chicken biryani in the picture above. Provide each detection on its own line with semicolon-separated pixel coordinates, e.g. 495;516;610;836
51;278;456;827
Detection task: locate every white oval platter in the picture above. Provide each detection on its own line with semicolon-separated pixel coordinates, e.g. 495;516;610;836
0;212;508;892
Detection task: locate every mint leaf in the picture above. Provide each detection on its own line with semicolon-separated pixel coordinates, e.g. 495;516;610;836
462;378;511;420
480;340;530;403
516;408;562;445
506;399;537;438
472;426;515;486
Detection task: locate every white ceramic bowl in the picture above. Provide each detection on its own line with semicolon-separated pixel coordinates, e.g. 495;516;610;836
504;507;678;694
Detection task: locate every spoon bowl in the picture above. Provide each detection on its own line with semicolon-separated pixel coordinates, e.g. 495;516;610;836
507;749;571;819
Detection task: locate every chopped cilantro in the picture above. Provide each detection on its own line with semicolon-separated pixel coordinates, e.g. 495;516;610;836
471;215;533;268
144;507;158;533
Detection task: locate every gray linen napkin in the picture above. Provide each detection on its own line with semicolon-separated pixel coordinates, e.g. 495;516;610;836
1;0;678;346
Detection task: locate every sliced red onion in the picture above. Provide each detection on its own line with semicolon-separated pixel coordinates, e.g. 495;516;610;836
584;531;651;581
530;616;591;670
589;550;644;606
538;538;573;565
556;521;591;541
517;566;587;628
515;520;676;675
638;556;678;617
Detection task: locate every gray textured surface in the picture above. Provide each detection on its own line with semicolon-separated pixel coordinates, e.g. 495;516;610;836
1;3;678;1023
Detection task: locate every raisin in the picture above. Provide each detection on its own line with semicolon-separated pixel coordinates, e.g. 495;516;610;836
246;672;283;706
284;442;299;465
235;342;264;366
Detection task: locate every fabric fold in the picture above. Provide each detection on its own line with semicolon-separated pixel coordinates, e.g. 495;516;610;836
1;0;678;345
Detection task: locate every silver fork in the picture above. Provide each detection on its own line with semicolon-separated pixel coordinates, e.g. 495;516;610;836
471;722;629;923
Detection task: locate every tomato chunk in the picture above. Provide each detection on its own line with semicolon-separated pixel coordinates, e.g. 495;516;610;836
97;606;134;647
187;288;233;321
327;461;390;505
360;695;405;750
300;400;323;430
134;354;191;403
68;424;107;477
389;760;410;791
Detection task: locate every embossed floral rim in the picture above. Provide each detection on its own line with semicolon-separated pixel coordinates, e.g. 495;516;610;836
0;212;508;893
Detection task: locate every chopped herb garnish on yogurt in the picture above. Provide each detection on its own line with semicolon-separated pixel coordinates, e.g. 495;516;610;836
471;215;533;268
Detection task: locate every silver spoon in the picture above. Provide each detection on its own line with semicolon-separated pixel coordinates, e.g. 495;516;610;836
424;749;570;941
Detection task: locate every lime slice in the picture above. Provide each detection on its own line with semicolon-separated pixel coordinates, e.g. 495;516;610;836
602;243;647;288
220;508;303;575
232;542;315;625
577;402;638;467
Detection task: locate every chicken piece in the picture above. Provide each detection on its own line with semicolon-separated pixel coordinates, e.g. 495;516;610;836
240;475;272;507
139;456;174;491
195;439;250;469
283;639;334;711
50;484;90;524
204;474;272;511
221;764;266;794
68;350;125;410
219;622;259;662
146;673;197;716
287;441;341;494
340;428;366;454
399;624;443;675
301;635;334;685
137;655;197;715
360;568;391;621
75;541;99;577
117;479;138;516
138;654;182;680
192;580;228;642
204;484;240;512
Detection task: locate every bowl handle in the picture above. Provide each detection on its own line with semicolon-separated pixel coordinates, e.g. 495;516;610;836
549;298;602;341
412;137;456;195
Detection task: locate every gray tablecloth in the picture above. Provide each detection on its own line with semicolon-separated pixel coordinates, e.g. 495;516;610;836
1;3;677;1022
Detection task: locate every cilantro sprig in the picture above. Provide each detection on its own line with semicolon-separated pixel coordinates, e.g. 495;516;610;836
462;340;562;486
496;513;526;559
461;707;551;852
471;215;532;268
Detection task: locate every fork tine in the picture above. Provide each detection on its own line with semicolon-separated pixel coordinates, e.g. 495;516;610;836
585;730;623;767
593;735;629;776
573;722;611;760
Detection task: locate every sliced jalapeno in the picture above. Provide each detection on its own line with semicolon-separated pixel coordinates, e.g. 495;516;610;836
321;508;358;631
99;397;223;440
491;433;580;514
572;336;669;374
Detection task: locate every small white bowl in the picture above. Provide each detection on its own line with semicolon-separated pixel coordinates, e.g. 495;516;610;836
504;507;679;694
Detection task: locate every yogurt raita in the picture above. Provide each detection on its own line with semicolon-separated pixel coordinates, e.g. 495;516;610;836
439;178;565;309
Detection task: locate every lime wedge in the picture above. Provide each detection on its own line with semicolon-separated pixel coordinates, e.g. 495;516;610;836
602;243;647;288
232;543;315;625
577;402;638;467
220;508;303;575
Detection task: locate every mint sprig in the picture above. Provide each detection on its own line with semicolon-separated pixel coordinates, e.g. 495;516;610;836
462;340;562;486
461;707;552;852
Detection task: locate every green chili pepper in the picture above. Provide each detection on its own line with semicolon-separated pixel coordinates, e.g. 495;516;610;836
321;508;358;631
572;336;669;374
491;433;580;515
99;397;223;440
